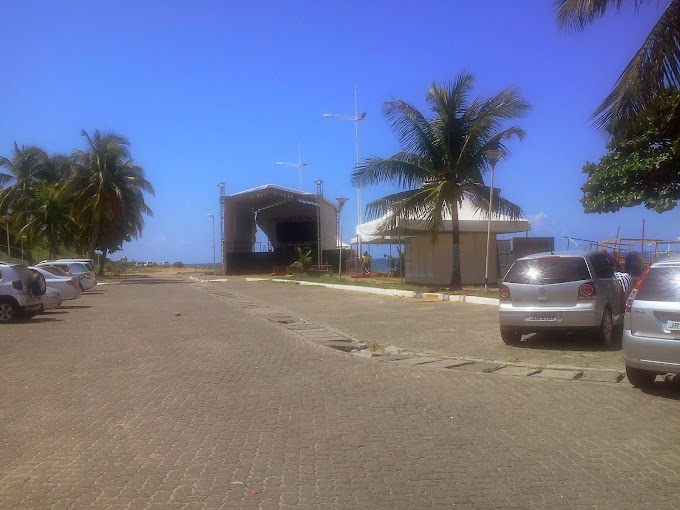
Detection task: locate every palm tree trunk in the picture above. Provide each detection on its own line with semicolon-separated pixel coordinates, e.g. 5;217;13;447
98;247;107;276
450;209;462;290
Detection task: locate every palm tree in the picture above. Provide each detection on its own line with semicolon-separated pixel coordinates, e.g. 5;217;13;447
17;183;77;260
0;143;49;213
68;129;154;275
555;0;680;134
352;74;530;290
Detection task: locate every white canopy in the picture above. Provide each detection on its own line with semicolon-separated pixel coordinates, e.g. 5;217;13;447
352;198;530;244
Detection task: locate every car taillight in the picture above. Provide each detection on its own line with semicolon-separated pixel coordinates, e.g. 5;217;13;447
625;272;647;312
499;284;511;300
83;272;92;279
625;288;637;313
11;280;23;291
578;282;596;299
67;279;78;287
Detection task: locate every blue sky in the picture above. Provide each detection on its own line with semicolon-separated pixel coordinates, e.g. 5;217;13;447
0;1;671;263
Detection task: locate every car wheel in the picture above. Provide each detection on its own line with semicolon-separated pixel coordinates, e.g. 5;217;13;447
598;308;614;348
626;364;656;388
0;301;18;322
500;327;521;345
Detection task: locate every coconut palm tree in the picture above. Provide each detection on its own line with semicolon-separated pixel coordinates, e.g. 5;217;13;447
68;129;154;274
352;74;530;290
555;0;680;134
0;143;49;213
17;182;77;260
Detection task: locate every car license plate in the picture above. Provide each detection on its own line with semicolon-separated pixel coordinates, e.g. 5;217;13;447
526;313;557;322
667;320;680;331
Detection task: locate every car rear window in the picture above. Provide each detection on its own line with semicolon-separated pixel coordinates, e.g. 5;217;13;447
504;257;591;284
42;266;69;277
635;267;680;302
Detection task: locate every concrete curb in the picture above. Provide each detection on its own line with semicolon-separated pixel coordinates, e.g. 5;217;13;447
267;278;500;306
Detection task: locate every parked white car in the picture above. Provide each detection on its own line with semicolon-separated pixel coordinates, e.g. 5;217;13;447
39;287;62;311
36;261;97;291
623;254;680;387
0;262;45;322
29;266;83;301
39;258;95;272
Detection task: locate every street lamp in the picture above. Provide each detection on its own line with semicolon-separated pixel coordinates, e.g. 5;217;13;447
484;149;505;293
336;197;349;279
206;213;216;275
217;182;225;274
276;144;308;191
322;85;367;257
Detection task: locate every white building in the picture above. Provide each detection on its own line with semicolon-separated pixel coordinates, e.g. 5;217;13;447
355;199;530;285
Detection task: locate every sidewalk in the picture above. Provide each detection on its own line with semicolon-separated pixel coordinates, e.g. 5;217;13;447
192;274;628;384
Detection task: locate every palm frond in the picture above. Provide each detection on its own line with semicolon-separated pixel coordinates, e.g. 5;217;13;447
555;0;646;32
353;153;431;189
382;99;438;159
465;184;524;220
593;0;680;132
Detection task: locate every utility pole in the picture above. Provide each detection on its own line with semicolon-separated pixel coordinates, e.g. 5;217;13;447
218;182;225;274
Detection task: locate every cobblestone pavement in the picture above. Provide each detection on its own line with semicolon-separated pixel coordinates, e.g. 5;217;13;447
1;276;680;509
208;278;626;372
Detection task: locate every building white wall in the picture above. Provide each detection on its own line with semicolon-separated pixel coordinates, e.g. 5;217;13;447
405;233;496;285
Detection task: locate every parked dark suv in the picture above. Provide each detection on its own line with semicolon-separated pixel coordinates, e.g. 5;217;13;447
498;250;633;347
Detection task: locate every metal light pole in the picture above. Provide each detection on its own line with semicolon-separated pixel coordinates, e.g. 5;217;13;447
206;213;216;275
276;144;308;191
336;197;348;279
217;182;225;273
323;85;367;257
484;149;504;293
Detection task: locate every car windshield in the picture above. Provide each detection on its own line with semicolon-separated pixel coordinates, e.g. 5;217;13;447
504;257;591;284
635;267;680;302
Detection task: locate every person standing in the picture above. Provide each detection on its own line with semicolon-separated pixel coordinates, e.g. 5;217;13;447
361;251;371;273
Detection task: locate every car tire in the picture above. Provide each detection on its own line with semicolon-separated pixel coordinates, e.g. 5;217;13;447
0;300;18;322
598;308;614;348
626;364;656;388
500;327;521;345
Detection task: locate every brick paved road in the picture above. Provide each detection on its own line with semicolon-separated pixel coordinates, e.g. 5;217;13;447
1;277;679;509
217;278;626;371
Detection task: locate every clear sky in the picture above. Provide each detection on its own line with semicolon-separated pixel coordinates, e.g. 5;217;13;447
0;1;671;263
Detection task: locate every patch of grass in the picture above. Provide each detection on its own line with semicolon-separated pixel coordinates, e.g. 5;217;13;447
365;341;384;353
506;355;520;363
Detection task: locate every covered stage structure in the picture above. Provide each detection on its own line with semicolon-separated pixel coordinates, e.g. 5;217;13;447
222;185;345;275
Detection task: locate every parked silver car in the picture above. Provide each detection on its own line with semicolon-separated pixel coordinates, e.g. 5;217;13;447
498;250;632;347
36;261;97;291
29;265;83;301
0;262;46;322
623;254;680;387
